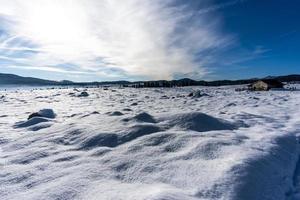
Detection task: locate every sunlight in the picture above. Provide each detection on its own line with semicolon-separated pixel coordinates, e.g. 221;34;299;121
0;0;223;79
20;1;87;45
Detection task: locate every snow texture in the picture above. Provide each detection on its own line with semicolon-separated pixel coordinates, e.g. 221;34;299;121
0;85;300;200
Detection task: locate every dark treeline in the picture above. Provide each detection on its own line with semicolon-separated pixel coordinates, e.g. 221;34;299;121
127;75;300;88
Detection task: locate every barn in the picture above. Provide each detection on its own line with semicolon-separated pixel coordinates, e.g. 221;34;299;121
250;79;284;91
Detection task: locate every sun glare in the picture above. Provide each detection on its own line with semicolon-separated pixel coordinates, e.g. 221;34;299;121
20;1;87;45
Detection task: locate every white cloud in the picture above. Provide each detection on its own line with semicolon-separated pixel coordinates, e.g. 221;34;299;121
8;65;92;74
0;0;232;80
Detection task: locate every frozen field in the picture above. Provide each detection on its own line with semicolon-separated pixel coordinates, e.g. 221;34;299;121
0;85;300;200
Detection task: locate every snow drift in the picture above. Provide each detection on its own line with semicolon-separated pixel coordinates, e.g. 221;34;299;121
0;85;300;200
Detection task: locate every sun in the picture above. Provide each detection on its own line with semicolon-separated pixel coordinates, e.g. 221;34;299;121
18;1;87;45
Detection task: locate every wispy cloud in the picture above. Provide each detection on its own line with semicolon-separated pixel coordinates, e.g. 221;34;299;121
197;0;245;15
0;0;234;80
7;65;91;74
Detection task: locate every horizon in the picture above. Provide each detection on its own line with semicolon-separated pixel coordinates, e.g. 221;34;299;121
1;71;300;83
0;0;299;82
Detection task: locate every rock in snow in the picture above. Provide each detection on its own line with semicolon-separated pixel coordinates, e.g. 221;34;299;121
77;91;89;97
28;109;56;120
27;112;42;120
14;109;56;130
188;90;209;98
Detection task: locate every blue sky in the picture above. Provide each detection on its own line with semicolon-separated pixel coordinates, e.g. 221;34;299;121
211;0;300;80
0;0;299;81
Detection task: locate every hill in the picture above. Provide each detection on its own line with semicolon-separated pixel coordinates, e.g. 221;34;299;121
0;73;60;85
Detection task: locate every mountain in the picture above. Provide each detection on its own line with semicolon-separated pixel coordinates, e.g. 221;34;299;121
0;72;299;87
0;73;60;85
0;73;131;86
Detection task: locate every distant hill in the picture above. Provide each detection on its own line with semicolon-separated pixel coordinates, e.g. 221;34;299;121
0;73;131;86
0;72;299;87
0;73;60;85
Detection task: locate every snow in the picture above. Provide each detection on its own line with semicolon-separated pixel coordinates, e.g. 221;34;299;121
0;85;300;200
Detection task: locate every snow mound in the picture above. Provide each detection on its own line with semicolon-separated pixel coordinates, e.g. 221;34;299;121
79;124;161;150
14;109;56;130
80;133;118;149
109;111;124;116
119;124;161;143
14;117;51;128
161;112;236;132
123;112;157;123
227;134;299;200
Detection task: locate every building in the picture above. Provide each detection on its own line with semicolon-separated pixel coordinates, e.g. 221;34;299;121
249;79;284;91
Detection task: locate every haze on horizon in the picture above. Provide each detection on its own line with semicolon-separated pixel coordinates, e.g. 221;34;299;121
0;0;299;82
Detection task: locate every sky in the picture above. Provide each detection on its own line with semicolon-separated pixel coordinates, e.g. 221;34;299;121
0;0;299;82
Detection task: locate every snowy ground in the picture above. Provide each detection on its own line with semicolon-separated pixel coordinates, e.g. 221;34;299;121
0;85;300;200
